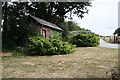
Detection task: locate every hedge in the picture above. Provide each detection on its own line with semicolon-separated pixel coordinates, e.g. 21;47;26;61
70;33;100;47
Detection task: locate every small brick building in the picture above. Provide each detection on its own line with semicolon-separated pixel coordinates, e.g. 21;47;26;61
29;15;62;38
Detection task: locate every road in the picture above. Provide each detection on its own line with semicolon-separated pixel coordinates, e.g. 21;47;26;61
99;38;120;49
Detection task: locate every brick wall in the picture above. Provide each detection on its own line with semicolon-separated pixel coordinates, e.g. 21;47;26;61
29;21;53;38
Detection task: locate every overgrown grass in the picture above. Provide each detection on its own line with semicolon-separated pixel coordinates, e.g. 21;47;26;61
2;47;118;78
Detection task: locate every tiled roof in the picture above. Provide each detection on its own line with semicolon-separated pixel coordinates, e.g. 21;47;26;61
30;15;62;31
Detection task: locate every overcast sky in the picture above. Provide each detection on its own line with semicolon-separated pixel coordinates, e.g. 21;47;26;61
70;0;119;36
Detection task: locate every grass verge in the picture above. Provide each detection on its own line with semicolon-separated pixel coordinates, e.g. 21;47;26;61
2;47;118;78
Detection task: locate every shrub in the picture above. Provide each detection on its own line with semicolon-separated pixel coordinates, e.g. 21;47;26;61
70;33;100;47
50;39;75;55
67;35;76;42
27;36;75;55
27;36;54;55
50;31;62;40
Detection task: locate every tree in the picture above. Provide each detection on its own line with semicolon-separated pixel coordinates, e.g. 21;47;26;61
28;2;91;25
114;27;120;36
67;21;81;31
2;2;91;49
2;2;29;48
58;21;69;41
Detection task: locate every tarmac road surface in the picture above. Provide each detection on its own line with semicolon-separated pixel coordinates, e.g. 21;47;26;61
99;38;120;49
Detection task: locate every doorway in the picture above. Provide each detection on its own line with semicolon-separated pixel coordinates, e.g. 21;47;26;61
42;29;47;38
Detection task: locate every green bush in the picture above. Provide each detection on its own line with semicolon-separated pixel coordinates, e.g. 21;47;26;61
70;34;100;47
27;36;75;55
50;31;62;40
50;39;75;55
27;36;53;55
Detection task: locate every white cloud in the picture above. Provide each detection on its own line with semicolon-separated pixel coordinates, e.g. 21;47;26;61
72;0;119;36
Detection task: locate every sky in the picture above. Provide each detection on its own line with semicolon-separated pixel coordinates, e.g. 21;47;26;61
67;0;119;36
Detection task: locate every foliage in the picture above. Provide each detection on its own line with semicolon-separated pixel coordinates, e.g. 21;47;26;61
68;28;97;36
2;2;29;47
2;46;27;56
2;38;17;51
67;35;76;42
58;22;69;41
58;21;82;41
49;39;75;55
106;68;120;80
67;21;81;31
28;2;91;24
116;36;120;43
50;31;62;40
112;27;120;43
2;2;91;51
114;27;120;36
70;33;100;47
27;36;75;55
59;21;98;42
27;36;53;55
